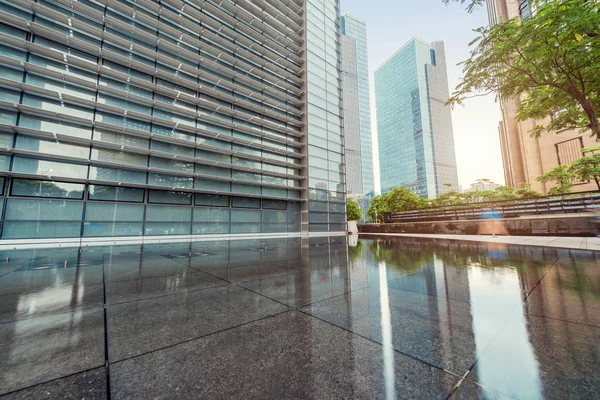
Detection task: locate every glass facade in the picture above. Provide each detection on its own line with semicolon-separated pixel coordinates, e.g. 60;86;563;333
374;38;459;199
0;0;344;241
305;0;347;233
340;13;374;195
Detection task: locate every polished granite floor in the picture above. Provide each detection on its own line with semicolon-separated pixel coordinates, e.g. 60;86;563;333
0;236;599;399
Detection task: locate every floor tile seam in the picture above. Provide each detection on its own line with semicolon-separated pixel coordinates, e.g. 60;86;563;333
524;311;600;329
233;269;303;284
522;256;561;301
444;370;470;400
296;308;465;377
232;282;295;309
458;372;522;400
105;281;231;307
298;286;372;309
0;304;105;325
0;364;107;397
235;269;367;288
109;308;294;365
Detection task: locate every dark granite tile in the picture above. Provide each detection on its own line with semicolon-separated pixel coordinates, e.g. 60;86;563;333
526;257;600;327
107;284;288;362
469;314;600;399
451;379;515;400
1;367;107;399
193;262;300;283
238;272;367;307
388;257;552;305
105;269;227;304
110;311;459;399
0;309;105;395
303;286;512;374
103;259;196;283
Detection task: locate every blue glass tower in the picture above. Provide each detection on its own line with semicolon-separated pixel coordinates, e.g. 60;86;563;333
374;38;459;198
340;13;374;196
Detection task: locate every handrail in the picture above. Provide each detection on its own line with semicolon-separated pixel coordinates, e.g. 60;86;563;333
384;191;600;223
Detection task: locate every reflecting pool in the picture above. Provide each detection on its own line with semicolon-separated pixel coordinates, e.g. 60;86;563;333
0;236;598;398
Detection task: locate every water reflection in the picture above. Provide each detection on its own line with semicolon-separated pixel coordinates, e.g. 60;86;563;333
378;261;396;399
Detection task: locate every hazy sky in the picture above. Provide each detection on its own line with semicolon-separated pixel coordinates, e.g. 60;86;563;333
340;0;505;192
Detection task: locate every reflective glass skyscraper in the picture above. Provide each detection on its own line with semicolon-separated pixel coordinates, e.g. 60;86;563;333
0;0;345;243
340;13;374;196
374;38;459;198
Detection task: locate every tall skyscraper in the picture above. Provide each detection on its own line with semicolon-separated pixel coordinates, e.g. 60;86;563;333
0;0;346;243
374;38;459;198
340;35;363;196
340;13;374;196
486;0;597;194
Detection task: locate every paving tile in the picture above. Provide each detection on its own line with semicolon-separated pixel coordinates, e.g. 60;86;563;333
1;367;107;400
238;272;367;308
110;311;459;399
469;314;600;399
106;284;288;362
105;269;227;304
193;262;300;283
451;379;515;400
0;309;105;395
103;259;196;283
303;286;498;374
526;254;600;327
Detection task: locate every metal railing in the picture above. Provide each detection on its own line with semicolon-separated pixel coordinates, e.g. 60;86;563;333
383;191;600;223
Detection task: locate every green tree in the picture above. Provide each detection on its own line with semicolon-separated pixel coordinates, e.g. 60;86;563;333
442;0;485;13
537;165;574;195
346;199;362;221
568;146;600;189
367;194;389;223
386;187;426;212
447;0;600;139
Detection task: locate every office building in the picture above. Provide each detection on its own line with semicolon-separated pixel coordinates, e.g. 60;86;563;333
487;0;596;194
340;13;374;196
0;0;346;242
374;38;459;198
339;34;362;196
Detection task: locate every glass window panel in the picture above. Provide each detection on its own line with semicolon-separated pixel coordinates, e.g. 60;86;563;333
91;149;147;166
11;179;84;198
230;223;260;234
192;222;229;235
89;185;144;202
195;178;230;192
149;157;194;172
5;199;83;220
195;194;229;207
0;133;13;148
145;205;192;222
232;197;260;209
145;222;191;236
2;221;82;239
262;210;287;224
89;166;147;184
12;157;88;179
193;207;230;223
0;110;17;125
232;183;260;195
148;173;194;188
15;136;90;159
83;222;143;237
94;130;148;148
85;203;144;222
263;199;287;210
19;115;92;139
148;190;192;205
22;95;94;120
0;88;21;103
196;164;230;178
262;224;287;233
150;141;194;157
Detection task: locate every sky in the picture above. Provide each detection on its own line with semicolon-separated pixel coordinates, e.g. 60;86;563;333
340;0;505;192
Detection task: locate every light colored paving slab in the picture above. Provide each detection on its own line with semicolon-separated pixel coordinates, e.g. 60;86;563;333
359;232;600;251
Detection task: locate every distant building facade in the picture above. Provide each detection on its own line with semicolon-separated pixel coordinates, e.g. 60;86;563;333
466;180;500;192
486;0;597;194
340;13;374;195
374;38;459;199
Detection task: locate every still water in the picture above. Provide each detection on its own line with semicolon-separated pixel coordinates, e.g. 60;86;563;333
0;236;598;398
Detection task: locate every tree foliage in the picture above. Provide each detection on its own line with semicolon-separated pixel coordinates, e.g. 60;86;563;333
536;165;574;195
569;146;600;189
442;0;484;13
346;199;362;221
448;0;600;139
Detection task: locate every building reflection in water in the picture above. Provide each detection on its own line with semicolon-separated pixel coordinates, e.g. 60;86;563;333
378;261;396;399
